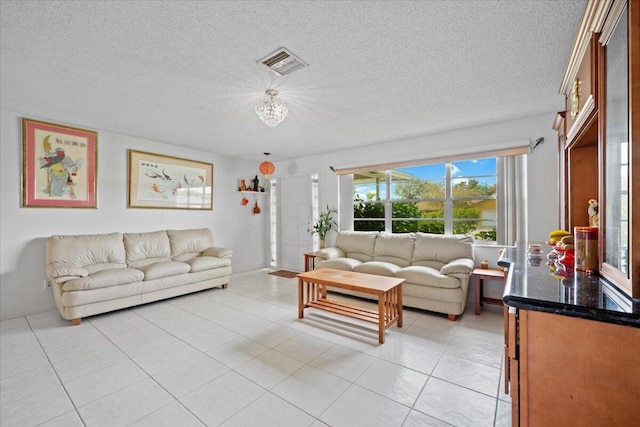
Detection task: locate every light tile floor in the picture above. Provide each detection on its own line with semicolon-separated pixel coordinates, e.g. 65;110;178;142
0;269;512;426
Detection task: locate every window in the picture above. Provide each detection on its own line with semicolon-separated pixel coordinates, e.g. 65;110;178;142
353;158;498;241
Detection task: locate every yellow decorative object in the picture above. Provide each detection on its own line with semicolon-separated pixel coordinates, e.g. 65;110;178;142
570;77;581;119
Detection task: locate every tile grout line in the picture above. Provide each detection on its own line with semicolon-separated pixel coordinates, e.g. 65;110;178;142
25;315;89;427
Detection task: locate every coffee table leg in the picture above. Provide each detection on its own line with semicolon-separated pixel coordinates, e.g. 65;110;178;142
378;295;385;344
320;283;327;299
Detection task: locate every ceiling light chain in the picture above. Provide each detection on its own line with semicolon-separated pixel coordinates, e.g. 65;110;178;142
255;89;288;127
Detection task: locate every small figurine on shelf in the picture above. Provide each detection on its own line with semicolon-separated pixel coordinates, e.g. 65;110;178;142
588;198;599;227
252;175;259;192
240;179;246;191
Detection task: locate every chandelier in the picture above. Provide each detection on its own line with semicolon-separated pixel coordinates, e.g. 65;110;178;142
255;89;288;127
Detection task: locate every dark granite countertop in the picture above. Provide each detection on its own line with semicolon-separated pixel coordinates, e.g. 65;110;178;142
500;242;640;328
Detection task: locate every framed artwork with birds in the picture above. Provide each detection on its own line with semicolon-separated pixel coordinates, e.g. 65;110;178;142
22;118;98;208
127;150;213;210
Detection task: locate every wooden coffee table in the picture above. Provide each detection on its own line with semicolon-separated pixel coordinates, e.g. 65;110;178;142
296;268;404;344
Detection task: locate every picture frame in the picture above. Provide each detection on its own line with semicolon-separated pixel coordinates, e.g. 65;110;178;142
22;118;98;208
128;150;213;210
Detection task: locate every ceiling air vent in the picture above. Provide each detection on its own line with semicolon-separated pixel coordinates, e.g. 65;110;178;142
258;48;308;77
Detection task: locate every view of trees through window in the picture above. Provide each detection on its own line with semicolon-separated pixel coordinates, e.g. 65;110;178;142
353;158;497;241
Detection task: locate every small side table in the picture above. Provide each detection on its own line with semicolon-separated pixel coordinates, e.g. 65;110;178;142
304;253;316;272
472;267;506;315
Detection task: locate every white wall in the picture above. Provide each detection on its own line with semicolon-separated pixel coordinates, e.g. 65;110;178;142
276;112;560;245
0;109;269;320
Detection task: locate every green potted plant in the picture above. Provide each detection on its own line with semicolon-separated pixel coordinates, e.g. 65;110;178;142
309;205;337;248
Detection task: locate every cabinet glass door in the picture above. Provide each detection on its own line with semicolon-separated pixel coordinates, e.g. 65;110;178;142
604;6;629;278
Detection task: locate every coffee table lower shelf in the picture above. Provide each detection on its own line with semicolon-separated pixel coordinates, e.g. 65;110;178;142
306;298;382;324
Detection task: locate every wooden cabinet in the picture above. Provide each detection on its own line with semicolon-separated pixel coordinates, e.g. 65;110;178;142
556;0;639;298
504;306;519;426
565;35;599;143
560;26;602;231
504;307;640;426
565;117;599;230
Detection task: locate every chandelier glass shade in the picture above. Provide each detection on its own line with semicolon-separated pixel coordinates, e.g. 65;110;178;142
255;89;288;127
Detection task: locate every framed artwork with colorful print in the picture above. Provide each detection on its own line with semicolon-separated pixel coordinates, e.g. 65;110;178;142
128;150;213;210
22;118;98;208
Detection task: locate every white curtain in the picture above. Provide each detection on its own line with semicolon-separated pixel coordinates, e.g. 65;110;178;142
338;174;353;231
498;154;527;246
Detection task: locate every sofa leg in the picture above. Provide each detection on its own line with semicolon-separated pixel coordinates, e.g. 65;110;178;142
222;283;228;289
71;318;81;326
448;314;457;321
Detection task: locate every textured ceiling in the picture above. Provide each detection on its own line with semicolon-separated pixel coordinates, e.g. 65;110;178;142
0;1;585;161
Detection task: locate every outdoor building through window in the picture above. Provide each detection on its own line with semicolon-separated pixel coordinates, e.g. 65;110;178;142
353;158;498;241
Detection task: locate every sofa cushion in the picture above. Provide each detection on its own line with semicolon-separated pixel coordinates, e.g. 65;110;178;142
412;233;474;265
129;257;173;269
314;247;345;262
55;276;83;284
187;256;231;273
46;263;89;279
84;263;129;275
62;268;144;291
167;228;214;259
440;258;475;276
412;260;445;270
335;231;378;262
373;233;415;267
354;261;401;277
316;257;362;271
396;266;461;289
136;261;191;281
202;247;233;258
124;230;171;265
46;232;126;267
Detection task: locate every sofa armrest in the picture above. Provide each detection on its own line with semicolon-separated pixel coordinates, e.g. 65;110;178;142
46;263;89;282
202;247;233;258
440;258;474;276
314;247;345;262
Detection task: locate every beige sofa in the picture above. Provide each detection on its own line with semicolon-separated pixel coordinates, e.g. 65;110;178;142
315;231;474;320
45;228;232;325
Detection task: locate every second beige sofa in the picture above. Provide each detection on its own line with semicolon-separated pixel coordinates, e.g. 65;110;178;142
314;231;475;320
